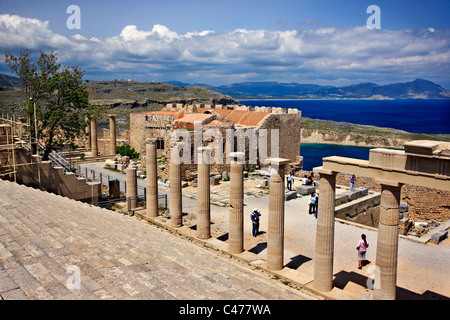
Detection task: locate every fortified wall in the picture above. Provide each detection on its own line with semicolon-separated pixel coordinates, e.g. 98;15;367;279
129;103;302;178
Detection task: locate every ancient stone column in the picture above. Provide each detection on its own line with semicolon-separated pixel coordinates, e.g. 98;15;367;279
146;139;158;218
109;114;117;155
197;146;212;239
313;169;337;292
126;167;138;210
169;142;183;227
90;119;98;157
85;117;91;150
373;180;402;300
229;152;245;254
266;158;291;271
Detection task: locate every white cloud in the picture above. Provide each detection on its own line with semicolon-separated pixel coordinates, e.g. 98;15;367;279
1;14;449;86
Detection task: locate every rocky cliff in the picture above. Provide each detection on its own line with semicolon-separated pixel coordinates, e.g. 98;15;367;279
301;117;450;149
301;128;409;149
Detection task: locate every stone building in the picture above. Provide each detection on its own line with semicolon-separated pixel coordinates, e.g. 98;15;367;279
129;103;302;179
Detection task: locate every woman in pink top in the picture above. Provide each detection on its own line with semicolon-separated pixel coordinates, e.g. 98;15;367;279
357;234;369;269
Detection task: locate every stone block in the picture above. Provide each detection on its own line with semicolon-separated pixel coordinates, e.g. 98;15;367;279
430;230;448;244
210;176;220;185
348;187;368;201
109;180;121;200
296;185;315;195
222;171;229;180
399;201;409;213
285;190;297;201
335;192;351;206
399;217;413;235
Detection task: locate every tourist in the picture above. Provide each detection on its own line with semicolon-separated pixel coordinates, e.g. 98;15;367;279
287;172;294;191
302;175;308;185
357;234;369;269
251;208;261;237
308;192;316;215
314;193;319;219
307;174;314;186
350;175;356;191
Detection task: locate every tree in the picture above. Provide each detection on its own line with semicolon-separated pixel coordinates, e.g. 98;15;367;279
116;144;140;159
5;49;96;160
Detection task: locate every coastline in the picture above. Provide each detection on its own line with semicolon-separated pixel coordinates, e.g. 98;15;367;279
300;117;450;149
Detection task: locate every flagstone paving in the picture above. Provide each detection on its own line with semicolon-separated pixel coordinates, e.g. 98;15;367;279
0;179;317;300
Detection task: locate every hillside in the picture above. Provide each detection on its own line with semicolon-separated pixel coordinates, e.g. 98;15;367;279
0;73;22;87
172;79;450;100
0;76;239;114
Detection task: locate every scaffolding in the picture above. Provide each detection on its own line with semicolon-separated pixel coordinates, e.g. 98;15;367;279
0;113;37;184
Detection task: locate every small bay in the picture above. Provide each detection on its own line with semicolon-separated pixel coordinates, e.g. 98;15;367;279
300;143;373;171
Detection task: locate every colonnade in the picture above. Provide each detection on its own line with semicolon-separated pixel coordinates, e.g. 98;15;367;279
88;114;117;156
312;170;403;300
125;141;444;301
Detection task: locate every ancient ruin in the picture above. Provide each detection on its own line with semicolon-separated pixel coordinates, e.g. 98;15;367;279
145;138;159;218
1;108;449;301
313;140;450;300
129;103;303;178
228;152;245;254
266;158;291;271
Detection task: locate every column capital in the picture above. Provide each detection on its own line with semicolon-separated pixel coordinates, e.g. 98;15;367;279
230;152;245;164
108;114;117;118
374;179;403;188
265;157;291;167
146;138;158;145
313;166;338;176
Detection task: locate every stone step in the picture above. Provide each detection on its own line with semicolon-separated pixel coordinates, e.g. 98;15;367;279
0;179;315;300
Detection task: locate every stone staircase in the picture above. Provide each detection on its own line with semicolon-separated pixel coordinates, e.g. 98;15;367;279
0;179;316;300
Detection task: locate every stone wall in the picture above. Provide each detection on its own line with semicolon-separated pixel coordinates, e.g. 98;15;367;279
257;112;302;163
334;172;450;222
130;112;176;159
335;192;381;227
2;149;101;203
131;104;303;180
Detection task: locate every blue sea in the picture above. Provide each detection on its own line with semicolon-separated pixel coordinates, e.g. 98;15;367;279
240;99;450;170
240;99;450;134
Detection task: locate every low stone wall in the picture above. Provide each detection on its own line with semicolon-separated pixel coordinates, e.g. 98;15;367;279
6;149;101;203
335;192;381;227
298;169;449;223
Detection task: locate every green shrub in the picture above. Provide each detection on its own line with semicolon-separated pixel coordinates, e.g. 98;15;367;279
116;144;140;159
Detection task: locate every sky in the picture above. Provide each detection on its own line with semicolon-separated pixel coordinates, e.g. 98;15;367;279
0;0;449;88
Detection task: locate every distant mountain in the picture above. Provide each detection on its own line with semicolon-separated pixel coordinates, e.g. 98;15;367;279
0;74;22;88
173;79;450;100
5;73;449;99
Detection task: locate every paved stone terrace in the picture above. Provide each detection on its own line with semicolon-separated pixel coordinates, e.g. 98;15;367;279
0;179;317;300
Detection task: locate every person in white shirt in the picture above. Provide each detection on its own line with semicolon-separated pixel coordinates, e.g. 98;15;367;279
287;172;294;191
302;175;308;185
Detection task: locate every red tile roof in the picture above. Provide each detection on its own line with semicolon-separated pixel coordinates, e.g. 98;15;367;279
198;108;269;127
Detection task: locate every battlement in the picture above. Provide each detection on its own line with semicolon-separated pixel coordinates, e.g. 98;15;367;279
164;103;300;114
